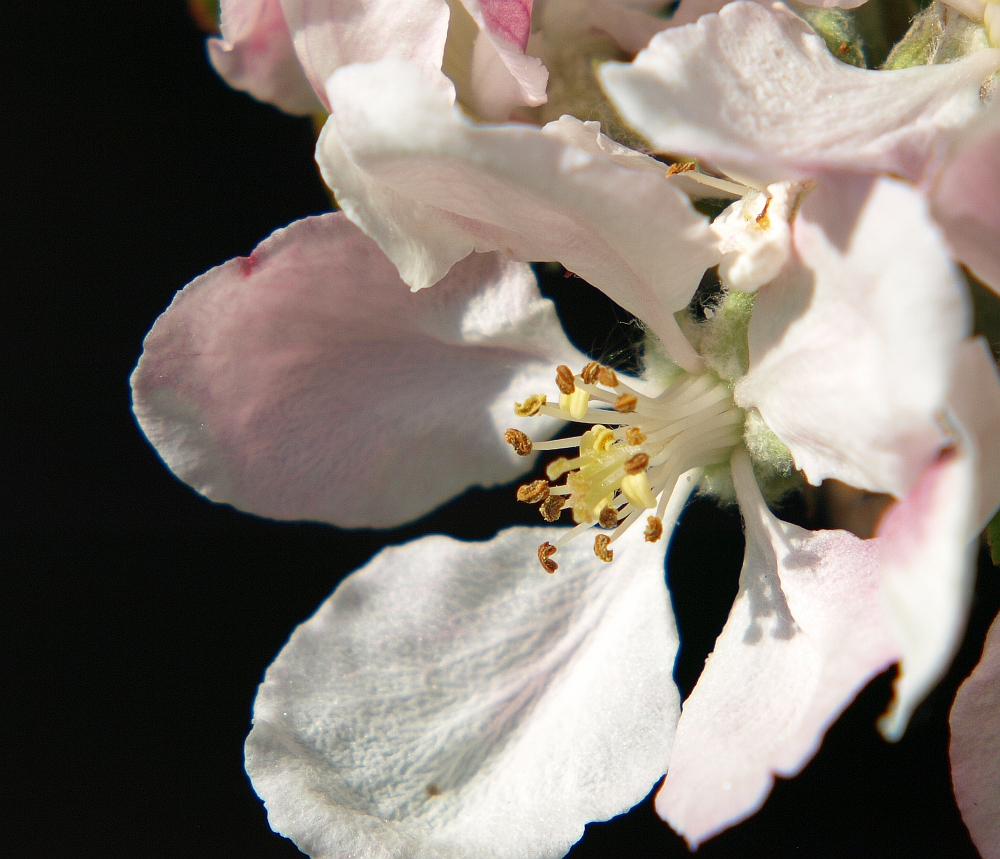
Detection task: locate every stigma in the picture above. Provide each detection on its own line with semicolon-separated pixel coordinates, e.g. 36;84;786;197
507;361;744;572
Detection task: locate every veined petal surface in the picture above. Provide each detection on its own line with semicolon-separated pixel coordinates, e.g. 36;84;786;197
131;213;583;528
246;525;679;859
600;1;999;185
656;448;897;846
208;0;322;114
951;611;1000;859
735;176;969;497
319;59;718;369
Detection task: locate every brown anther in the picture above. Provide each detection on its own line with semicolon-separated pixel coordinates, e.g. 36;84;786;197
540;494;567;522
514;393;547;417
644;515;664;543
538;542;558;573
614;393;638;413
516;479;549;504
555;364;576;395
598;367;619;388
624;452;649;475
594;534;614;562
625;427;647;445
599;506;619;529
581;361;602;384
666;161;696;175
504;428;532;456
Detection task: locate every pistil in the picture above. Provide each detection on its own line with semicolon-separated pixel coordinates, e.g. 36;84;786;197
508;362;745;572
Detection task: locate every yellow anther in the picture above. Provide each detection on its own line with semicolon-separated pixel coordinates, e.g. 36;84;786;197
538;542;558;574
514;393;547;417
621;471;657;510
516;480;549;504
644;515;664;543
546;457;574;481
559;389;591;420
582;425;616;452
555;365;576;395
504;428;533;456
594;534;614;562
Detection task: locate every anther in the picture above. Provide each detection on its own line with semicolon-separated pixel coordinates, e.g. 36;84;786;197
598;367;619;388
505;428;533;456
614;393;638;413
644;515;664;543
624;452;649;475
514;393;547;417
538;542;558;573
599;506;619;529
555;365;576;395
540;494;567;522
581;361;602;384
594;534;614;562
666;161;696;175
625;427;647;445
516;480;549;504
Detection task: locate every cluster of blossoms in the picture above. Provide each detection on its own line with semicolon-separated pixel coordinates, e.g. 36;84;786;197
141;0;1000;855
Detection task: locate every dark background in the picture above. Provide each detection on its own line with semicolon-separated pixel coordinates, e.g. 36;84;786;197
7;2;998;856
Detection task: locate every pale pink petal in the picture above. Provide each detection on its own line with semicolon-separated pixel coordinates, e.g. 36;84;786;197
661;0;728;29
472;0;534;49
469;28;548;121
876;449;976;740
277;0;451;111
131;213;584;529
318;59;719;370
951;611;1000;859
600;1;999;185
207;0;322;114
246;524;679;859
657;448;898;847
735;176;969;497
931;109;1000;295
586;0;673;53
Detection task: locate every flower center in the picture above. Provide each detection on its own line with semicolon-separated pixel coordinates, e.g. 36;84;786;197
506;361;745;572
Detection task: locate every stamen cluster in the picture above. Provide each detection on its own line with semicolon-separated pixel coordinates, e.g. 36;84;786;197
507;362;744;572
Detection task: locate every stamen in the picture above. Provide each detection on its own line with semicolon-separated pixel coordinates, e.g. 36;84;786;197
614;393;638;413
625;427;647;445
644;515;663;543
594;534;614;562
624;452;649;475
505;428;532;456
540;494;567;522
581;361;602;384
599;506;619;528
514;393;547;417
598;367;619;388
560;388;591;420
516;480;549;503
538;542;558;573
555;365;576;395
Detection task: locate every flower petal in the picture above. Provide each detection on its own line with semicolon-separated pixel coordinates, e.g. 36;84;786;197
245;524;679;859
735;176;969;497
207;0;322;114
318;59;719;370
131;213;584;528
950;610;1000;859
278;0;451;111
930;108;1000;296
469;27;549;121
878;336;1000;739
656;448;898;847
599;1;999;185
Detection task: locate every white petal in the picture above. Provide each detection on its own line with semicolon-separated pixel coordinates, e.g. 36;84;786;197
950;610;1000;859
245;525;679;859
599;1;1000;184
319;59;718;370
735;176;970;497
131;213;583;528
657;448;898;846
469;28;549;121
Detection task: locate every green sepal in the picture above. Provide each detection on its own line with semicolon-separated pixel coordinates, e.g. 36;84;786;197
792;3;868;68
883;0;991;69
987;509;1000;565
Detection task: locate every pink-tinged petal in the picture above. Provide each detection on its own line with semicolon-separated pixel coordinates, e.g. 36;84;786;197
876;448;976;740
469;28;548;121
246;525;679;859
657;448;898;847
207;0;322;114
600;1;1000;185
735;176;969;497
277;0;451;111
931;109;1000;295
473;0;533;49
318;59;719;370
131;213;584;529
951;611;1000;859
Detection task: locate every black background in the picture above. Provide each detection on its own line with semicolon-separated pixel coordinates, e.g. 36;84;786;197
7;2;998;856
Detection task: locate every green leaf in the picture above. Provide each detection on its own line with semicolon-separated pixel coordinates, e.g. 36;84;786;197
987;509;1000;566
